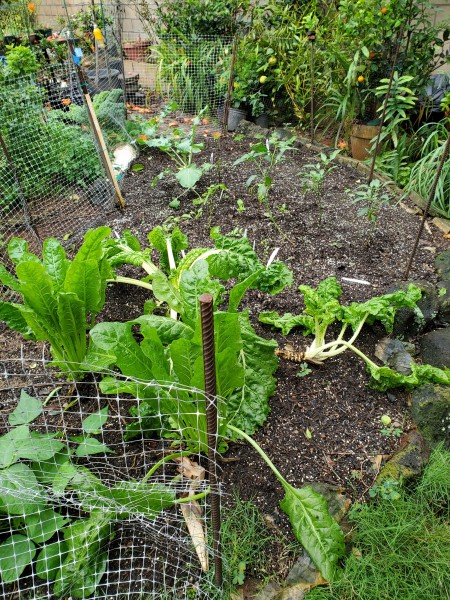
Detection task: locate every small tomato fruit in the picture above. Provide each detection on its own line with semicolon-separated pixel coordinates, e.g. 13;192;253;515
268;56;277;66
380;415;392;426
357;75;364;83
259;75;268;84
381;6;388;14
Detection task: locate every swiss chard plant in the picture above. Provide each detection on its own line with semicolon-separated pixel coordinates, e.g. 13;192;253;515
227;425;345;583
0;227;113;376
90;227;293;450
259;277;450;390
0;390;206;596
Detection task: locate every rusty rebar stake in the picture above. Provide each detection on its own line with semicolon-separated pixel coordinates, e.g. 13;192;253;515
199;293;223;587
404;132;450;280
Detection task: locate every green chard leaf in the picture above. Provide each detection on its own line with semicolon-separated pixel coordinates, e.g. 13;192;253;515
280;484;345;582
42;238;70;291
148;225;188;272
227;312;278;434
89;321;155;380
259;310;313;335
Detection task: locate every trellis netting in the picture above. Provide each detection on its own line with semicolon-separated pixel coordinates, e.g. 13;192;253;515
0;357;223;599
0;3;132;269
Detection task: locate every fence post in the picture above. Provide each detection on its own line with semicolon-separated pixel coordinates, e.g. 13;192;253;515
199;293;223;587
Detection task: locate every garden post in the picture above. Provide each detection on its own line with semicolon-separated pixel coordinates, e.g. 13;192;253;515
404;132;450;279
199;293;223;586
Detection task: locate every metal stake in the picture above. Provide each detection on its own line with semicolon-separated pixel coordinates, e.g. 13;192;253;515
199;293;223;587
223;37;238;134
404;132;450;280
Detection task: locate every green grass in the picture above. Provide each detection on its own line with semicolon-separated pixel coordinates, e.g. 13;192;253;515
307;443;450;600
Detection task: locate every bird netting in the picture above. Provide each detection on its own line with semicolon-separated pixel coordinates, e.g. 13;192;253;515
0;2;132;268
0;357;223;599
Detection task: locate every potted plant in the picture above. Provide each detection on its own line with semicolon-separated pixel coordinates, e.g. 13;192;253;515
122;39;151;62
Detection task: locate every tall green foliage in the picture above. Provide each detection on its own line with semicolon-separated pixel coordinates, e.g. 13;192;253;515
0;227;113;375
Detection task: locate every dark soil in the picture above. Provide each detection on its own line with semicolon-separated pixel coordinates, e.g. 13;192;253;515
0;118;448;592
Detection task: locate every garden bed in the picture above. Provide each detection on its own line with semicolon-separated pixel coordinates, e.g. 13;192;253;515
0;123;448;591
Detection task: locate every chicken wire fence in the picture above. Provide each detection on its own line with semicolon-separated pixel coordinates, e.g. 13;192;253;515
0;356;224;599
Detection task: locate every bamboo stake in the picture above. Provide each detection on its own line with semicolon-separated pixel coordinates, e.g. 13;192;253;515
68;40;125;209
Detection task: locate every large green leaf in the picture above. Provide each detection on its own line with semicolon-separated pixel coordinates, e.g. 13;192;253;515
42;238;69;291
90;321;154;380
16;261;59;332
259;310;313;335
178;260;224;326
72;436;114;457
175;165;202;188
227;313;278;434
169;338;201;386
56;292;87;366
0;534;36;583
0;425;31;468
36;540;68;581
343;284;422;333
25;508;69;543
32;448;71;485
64;259;101;318
0;302;34;338
0;264;21;293
17;432;65;462
82;407;109;435
96;480;176;519
148;226;188;273
228;268;264;313
133;314;193;344
8;390;42;426
139;322;172;381
152;270;183;314
280;484;345;582
0;462;48;515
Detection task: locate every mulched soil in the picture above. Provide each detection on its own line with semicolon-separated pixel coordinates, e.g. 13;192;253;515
0;115;448;591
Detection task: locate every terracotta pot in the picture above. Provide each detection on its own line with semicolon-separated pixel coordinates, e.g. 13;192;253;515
122;41;151;62
350;124;380;161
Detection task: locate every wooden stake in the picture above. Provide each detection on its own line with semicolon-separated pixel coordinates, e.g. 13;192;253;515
68;40;125;209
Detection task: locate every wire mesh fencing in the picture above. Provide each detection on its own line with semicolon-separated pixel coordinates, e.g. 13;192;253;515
0;18;134;276
0;357;223;599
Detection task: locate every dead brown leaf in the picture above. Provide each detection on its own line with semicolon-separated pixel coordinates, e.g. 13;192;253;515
174;456;205;481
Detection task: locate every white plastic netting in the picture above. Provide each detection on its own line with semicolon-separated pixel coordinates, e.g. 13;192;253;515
0;357;223;599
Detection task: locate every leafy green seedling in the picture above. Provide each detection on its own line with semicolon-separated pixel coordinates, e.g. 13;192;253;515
236;198;246;213
369;479;401;501
297;362;312;378
259;277;450;390
232;561;247;585
348;179;391;242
